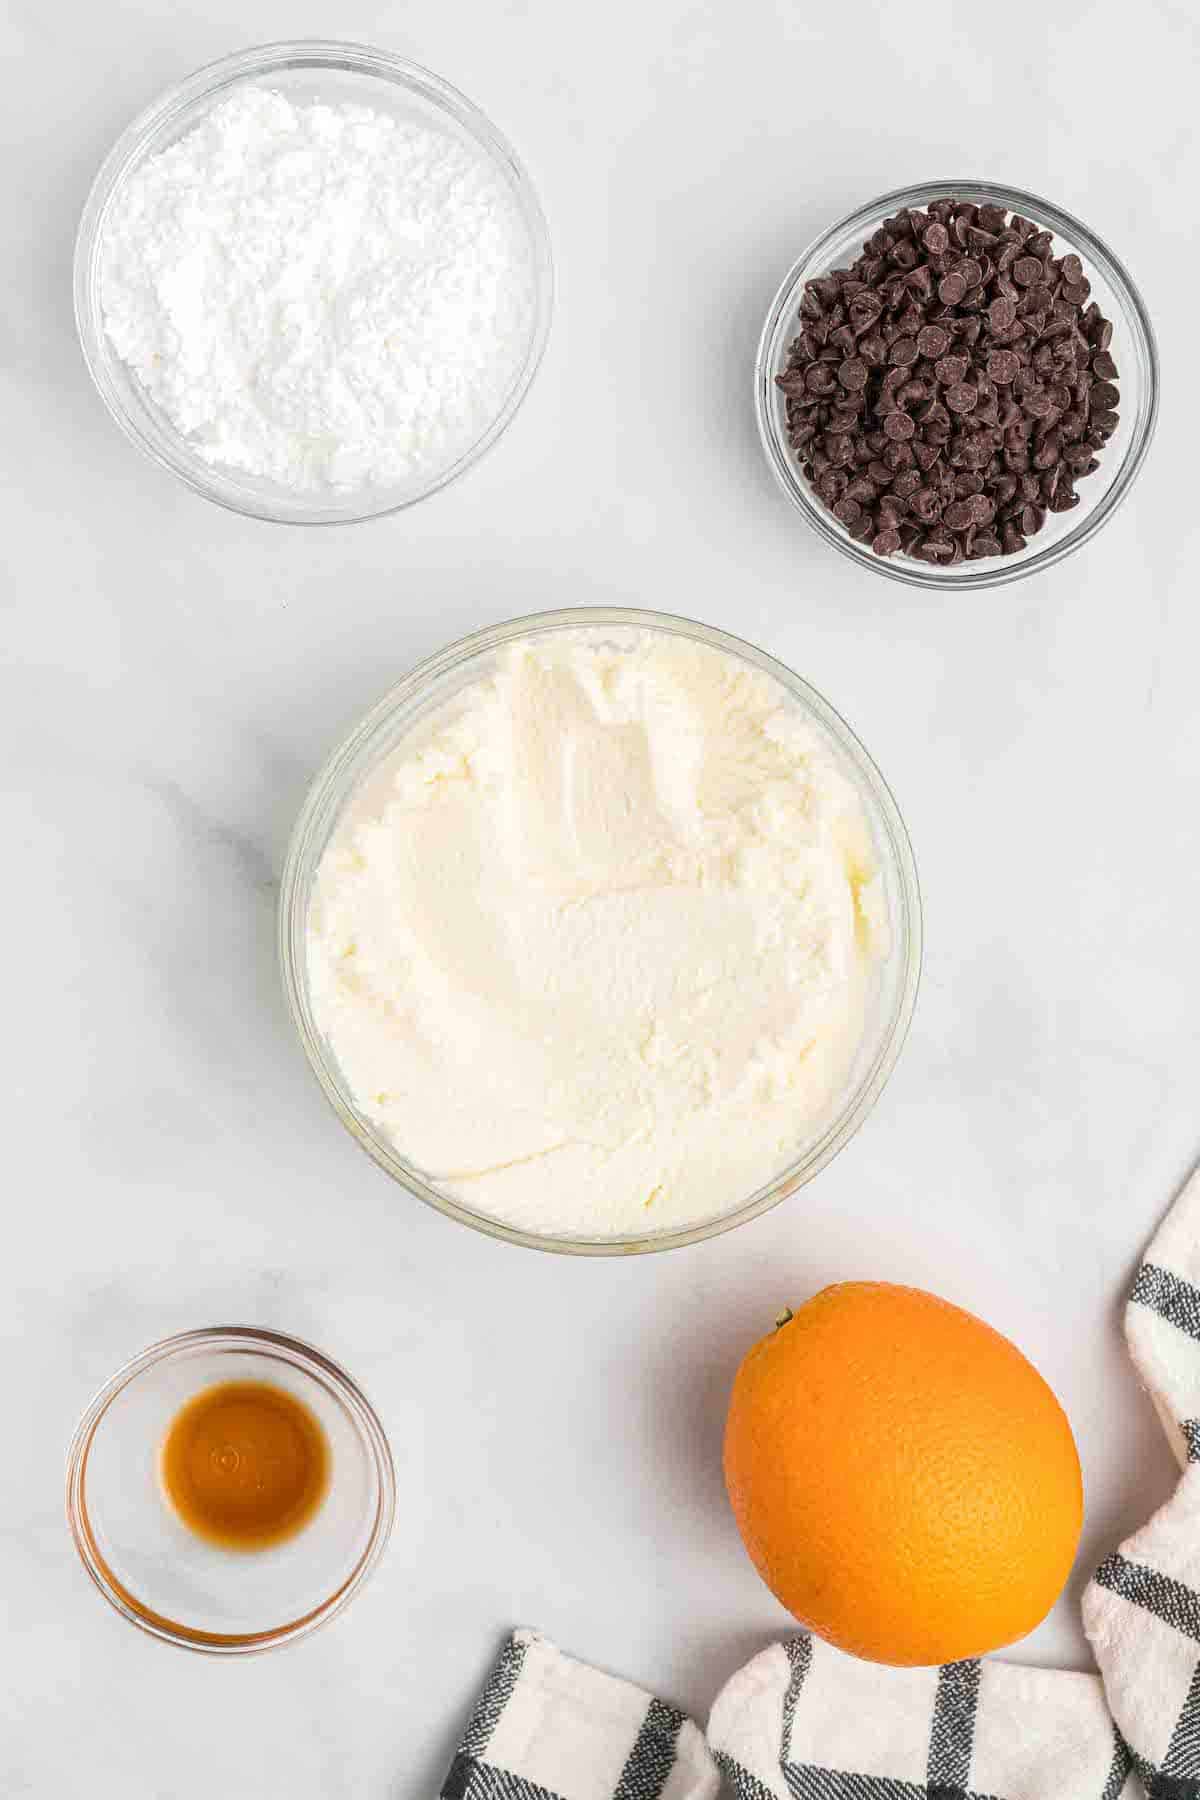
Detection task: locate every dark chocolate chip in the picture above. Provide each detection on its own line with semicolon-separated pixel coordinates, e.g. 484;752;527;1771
934;354;969;386
917;324;951;359
987;349;1020;384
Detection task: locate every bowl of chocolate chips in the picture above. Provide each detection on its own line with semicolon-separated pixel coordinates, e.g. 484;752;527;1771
756;181;1158;588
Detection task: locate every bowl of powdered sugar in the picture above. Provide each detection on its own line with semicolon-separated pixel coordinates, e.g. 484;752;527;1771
74;41;553;523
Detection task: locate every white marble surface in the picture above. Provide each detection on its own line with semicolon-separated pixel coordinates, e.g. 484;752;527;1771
3;0;1199;1792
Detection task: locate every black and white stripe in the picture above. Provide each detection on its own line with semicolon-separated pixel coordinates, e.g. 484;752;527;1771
444;1764;566;1800
460;1635;531;1758
1099;1728;1132;1800
783;1771;931;1800
926;1661;981;1800
714;1751;779;1800
613;1698;685;1800
1092;1554;1200;1642
1161;1658;1200;1782
1130;1264;1200;1344
444;1636;536;1800
780;1636;814;1765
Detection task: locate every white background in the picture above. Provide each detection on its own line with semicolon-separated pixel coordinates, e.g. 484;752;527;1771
3;0;1199;1792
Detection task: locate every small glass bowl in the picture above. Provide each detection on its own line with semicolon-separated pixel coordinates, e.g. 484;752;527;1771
755;179;1159;590
65;1327;396;1653
279;607;923;1256
73;40;554;525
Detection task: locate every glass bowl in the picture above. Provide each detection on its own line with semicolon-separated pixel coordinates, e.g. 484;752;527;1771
73;40;554;525
278;607;922;1256
65;1327;396;1653
755;179;1159;590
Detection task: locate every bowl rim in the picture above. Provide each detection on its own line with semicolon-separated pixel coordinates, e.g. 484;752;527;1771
65;1325;397;1654
755;177;1160;591
278;605;924;1256
72;38;555;526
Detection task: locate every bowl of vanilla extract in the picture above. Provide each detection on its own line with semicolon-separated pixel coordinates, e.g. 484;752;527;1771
66;1326;395;1652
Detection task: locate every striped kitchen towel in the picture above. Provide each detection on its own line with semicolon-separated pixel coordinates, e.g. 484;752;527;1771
707;1634;1135;1800
440;1629;719;1800
1084;1166;1200;1790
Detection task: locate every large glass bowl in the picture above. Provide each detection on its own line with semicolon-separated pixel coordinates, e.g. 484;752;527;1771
73;40;554;525
65;1327;396;1654
756;179;1159;590
278;608;923;1255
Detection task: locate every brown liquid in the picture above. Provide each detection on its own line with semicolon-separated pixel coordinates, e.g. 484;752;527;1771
159;1380;330;1551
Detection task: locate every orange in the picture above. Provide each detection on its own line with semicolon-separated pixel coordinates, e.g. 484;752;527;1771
723;1281;1083;1666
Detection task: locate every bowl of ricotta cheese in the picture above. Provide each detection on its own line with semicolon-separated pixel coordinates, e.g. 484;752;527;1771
280;610;922;1252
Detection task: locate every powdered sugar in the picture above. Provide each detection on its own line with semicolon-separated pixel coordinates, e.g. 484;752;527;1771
98;86;537;492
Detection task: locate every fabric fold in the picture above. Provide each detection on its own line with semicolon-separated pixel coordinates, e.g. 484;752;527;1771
440;1629;719;1800
1084;1167;1200;1788
707;1635;1135;1800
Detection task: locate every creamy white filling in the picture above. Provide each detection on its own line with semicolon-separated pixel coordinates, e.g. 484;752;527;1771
306;631;889;1236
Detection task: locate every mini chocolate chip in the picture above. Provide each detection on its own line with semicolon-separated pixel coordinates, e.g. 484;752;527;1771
1013;257;1043;287
834;497;863;526
890;337;919;366
872;528;902;556
945;383;978;414
1091;351;1118;381
917;324;950;359
985;349;1021;385
937;272;967;305
989;296;1017;332
1090;381;1120;411
934;354;969;386
922;223;950;255
883;412;916;441
838;358;869;391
